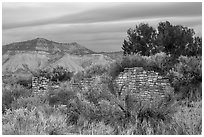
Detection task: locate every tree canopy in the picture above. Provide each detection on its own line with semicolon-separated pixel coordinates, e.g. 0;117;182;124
122;21;202;58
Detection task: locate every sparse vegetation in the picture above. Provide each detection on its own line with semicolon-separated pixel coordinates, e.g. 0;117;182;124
2;21;202;135
34;66;73;82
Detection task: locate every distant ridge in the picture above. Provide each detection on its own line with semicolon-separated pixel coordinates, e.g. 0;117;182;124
2;38;115;74
3;38;95;55
98;51;123;60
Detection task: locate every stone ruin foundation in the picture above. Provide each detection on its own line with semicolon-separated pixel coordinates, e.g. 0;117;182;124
114;67;173;108
31;67;174;108
32;76;49;95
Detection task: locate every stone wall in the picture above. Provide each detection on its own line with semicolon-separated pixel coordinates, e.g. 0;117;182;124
71;77;97;91
114;67;173;106
31;67;173;106
32;76;49;95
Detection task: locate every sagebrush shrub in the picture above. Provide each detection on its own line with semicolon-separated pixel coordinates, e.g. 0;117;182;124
2;107;69;135
47;86;76;106
108;54;166;80
108;61;123;80
168;56;202;101
11;95;47;111
2;89;14;113
2;84;32;113
16;78;32;89
84;64;109;77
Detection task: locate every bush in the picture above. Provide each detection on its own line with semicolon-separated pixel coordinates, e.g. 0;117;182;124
108;61;123;80
47;85;76;106
108;54;166;80
13;85;32;98
2;84;32;113
16;77;32;89
50;66;73;82
2;107;70;135
34;66;73;82
168;56;202;101
2;89;14;113
150;52;173;71
11;95;47;111
66;96;100;126
84;64;109;77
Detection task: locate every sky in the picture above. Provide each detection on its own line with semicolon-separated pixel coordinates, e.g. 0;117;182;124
2;2;202;52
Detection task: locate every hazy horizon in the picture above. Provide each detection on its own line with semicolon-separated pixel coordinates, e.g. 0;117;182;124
2;2;202;52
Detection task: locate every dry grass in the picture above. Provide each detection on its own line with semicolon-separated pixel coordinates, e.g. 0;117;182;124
173;101;202;135
2;97;202;135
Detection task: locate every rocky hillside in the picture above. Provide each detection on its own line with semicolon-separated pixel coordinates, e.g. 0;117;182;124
3;38;95;55
2;38;114;74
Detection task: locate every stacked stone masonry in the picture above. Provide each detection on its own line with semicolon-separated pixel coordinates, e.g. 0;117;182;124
32;67;173;106
31;76;96;95
32;76;49;95
114;67;173;106
71;77;97;92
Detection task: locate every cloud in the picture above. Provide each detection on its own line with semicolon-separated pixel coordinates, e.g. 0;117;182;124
3;2;201;30
57;2;201;23
2;2;103;29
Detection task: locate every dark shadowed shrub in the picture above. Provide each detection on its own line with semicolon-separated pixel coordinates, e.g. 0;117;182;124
2;84;32;113
108;61;123;80
11;95;47;111
50;66;73;82
11;85;32;99
84;64;109;77
168;56;202;101
65;96;100;126
16;79;32;89
2;89;14;113
47;83;76;106
34;66;73;82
